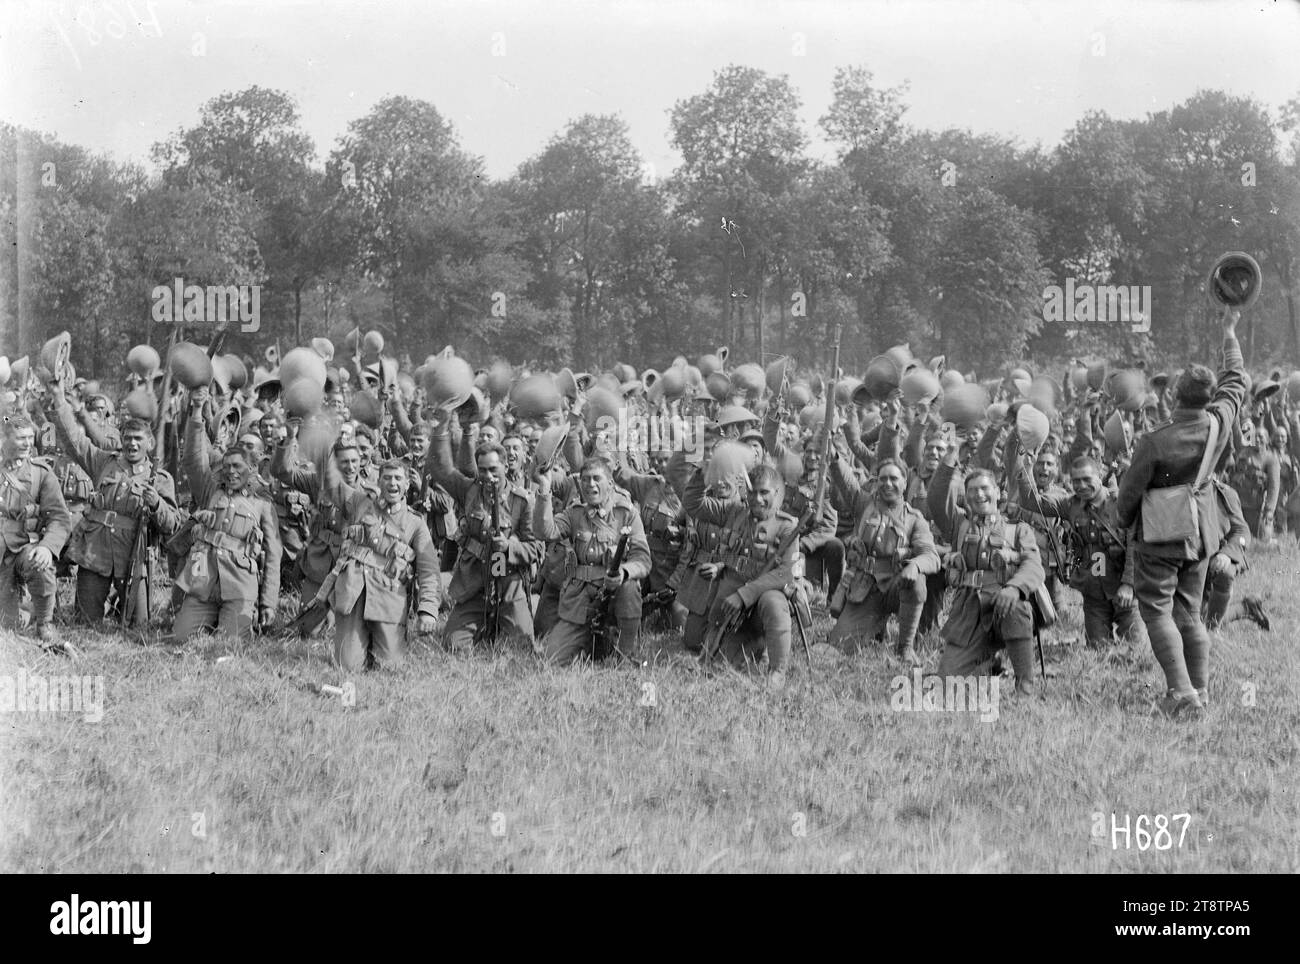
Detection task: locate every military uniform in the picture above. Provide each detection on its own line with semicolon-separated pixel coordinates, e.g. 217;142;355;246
683;470;798;674
531;471;581;639
173;417;282;641
325;490;440;670
1230;444;1280;539
273;435;356;632
427;430;541;648
1201;478;1252;632
826;459;940;658
50;452;93;576
535;486;651;665
1002;434;1070;610
0;455;71;635
1016;476;1140;647
929;459;1044;688
671;469;742;652
615;462;687;601
1116;329;1246;709
764;409;843;595
51;396;181;625
264;473;312;588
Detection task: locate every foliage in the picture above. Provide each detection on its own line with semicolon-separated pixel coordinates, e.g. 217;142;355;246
3;76;1300;379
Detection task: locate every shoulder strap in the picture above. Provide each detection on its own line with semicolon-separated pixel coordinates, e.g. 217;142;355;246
1194;416;1221;489
1003;521;1018;552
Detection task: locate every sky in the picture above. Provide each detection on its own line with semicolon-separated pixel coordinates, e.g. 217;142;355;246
2;0;1299;180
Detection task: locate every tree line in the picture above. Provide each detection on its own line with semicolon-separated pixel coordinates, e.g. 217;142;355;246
3;66;1299;380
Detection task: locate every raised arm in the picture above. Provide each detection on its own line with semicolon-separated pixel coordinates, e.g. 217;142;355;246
531;476;570;542
48;387;112;478
426;412;473;503
927;449;964;546
682;464;734;526
183;399;216;505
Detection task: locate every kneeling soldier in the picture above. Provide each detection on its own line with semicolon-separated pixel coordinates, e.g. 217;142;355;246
827;456;940;665
0;417;71;646
173;394;282;641
535;456;651;664
51;385;180;626
427;409;541;648
673;465;745;653
929;459;1045;696
323;459;440;670
1201;475;1269;638
684;462;799;687
1015;453;1140;647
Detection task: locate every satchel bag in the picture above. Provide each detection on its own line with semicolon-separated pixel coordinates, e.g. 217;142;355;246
1140;418;1219;555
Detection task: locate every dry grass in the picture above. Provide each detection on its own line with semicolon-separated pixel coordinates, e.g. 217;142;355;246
2;545;1297;873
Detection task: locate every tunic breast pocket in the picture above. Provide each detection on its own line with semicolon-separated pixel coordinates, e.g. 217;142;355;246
877;526;901;558
226;510;254;540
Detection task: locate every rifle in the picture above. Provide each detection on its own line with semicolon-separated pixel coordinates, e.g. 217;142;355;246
812;324;843;513
475;480;503;644
702;517;806;664
121;464;159;631
589;525;633;661
154;325;182;463
121;500;152;630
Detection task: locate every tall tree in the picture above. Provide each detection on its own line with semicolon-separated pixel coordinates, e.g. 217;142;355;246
669;65;808;356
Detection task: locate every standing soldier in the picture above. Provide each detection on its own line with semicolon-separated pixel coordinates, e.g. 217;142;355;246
315;458;440;671
1117;308;1246;719
0;417;71;647
49;384;181;626
427;408;541;649
534;455;651;664
683;461;799;688
826;454;940;666
173;389;281;641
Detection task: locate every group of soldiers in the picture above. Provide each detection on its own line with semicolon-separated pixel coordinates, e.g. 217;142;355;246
0;306;1285;714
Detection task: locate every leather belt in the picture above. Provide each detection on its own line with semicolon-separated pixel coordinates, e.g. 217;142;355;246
85;507;129;529
958;569;1000;589
574;564;607;583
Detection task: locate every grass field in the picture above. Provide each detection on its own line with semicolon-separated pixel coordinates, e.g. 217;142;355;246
2;545;1297;874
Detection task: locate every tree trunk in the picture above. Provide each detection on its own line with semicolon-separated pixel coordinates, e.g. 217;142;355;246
14;130;35;357
293;281;303;345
